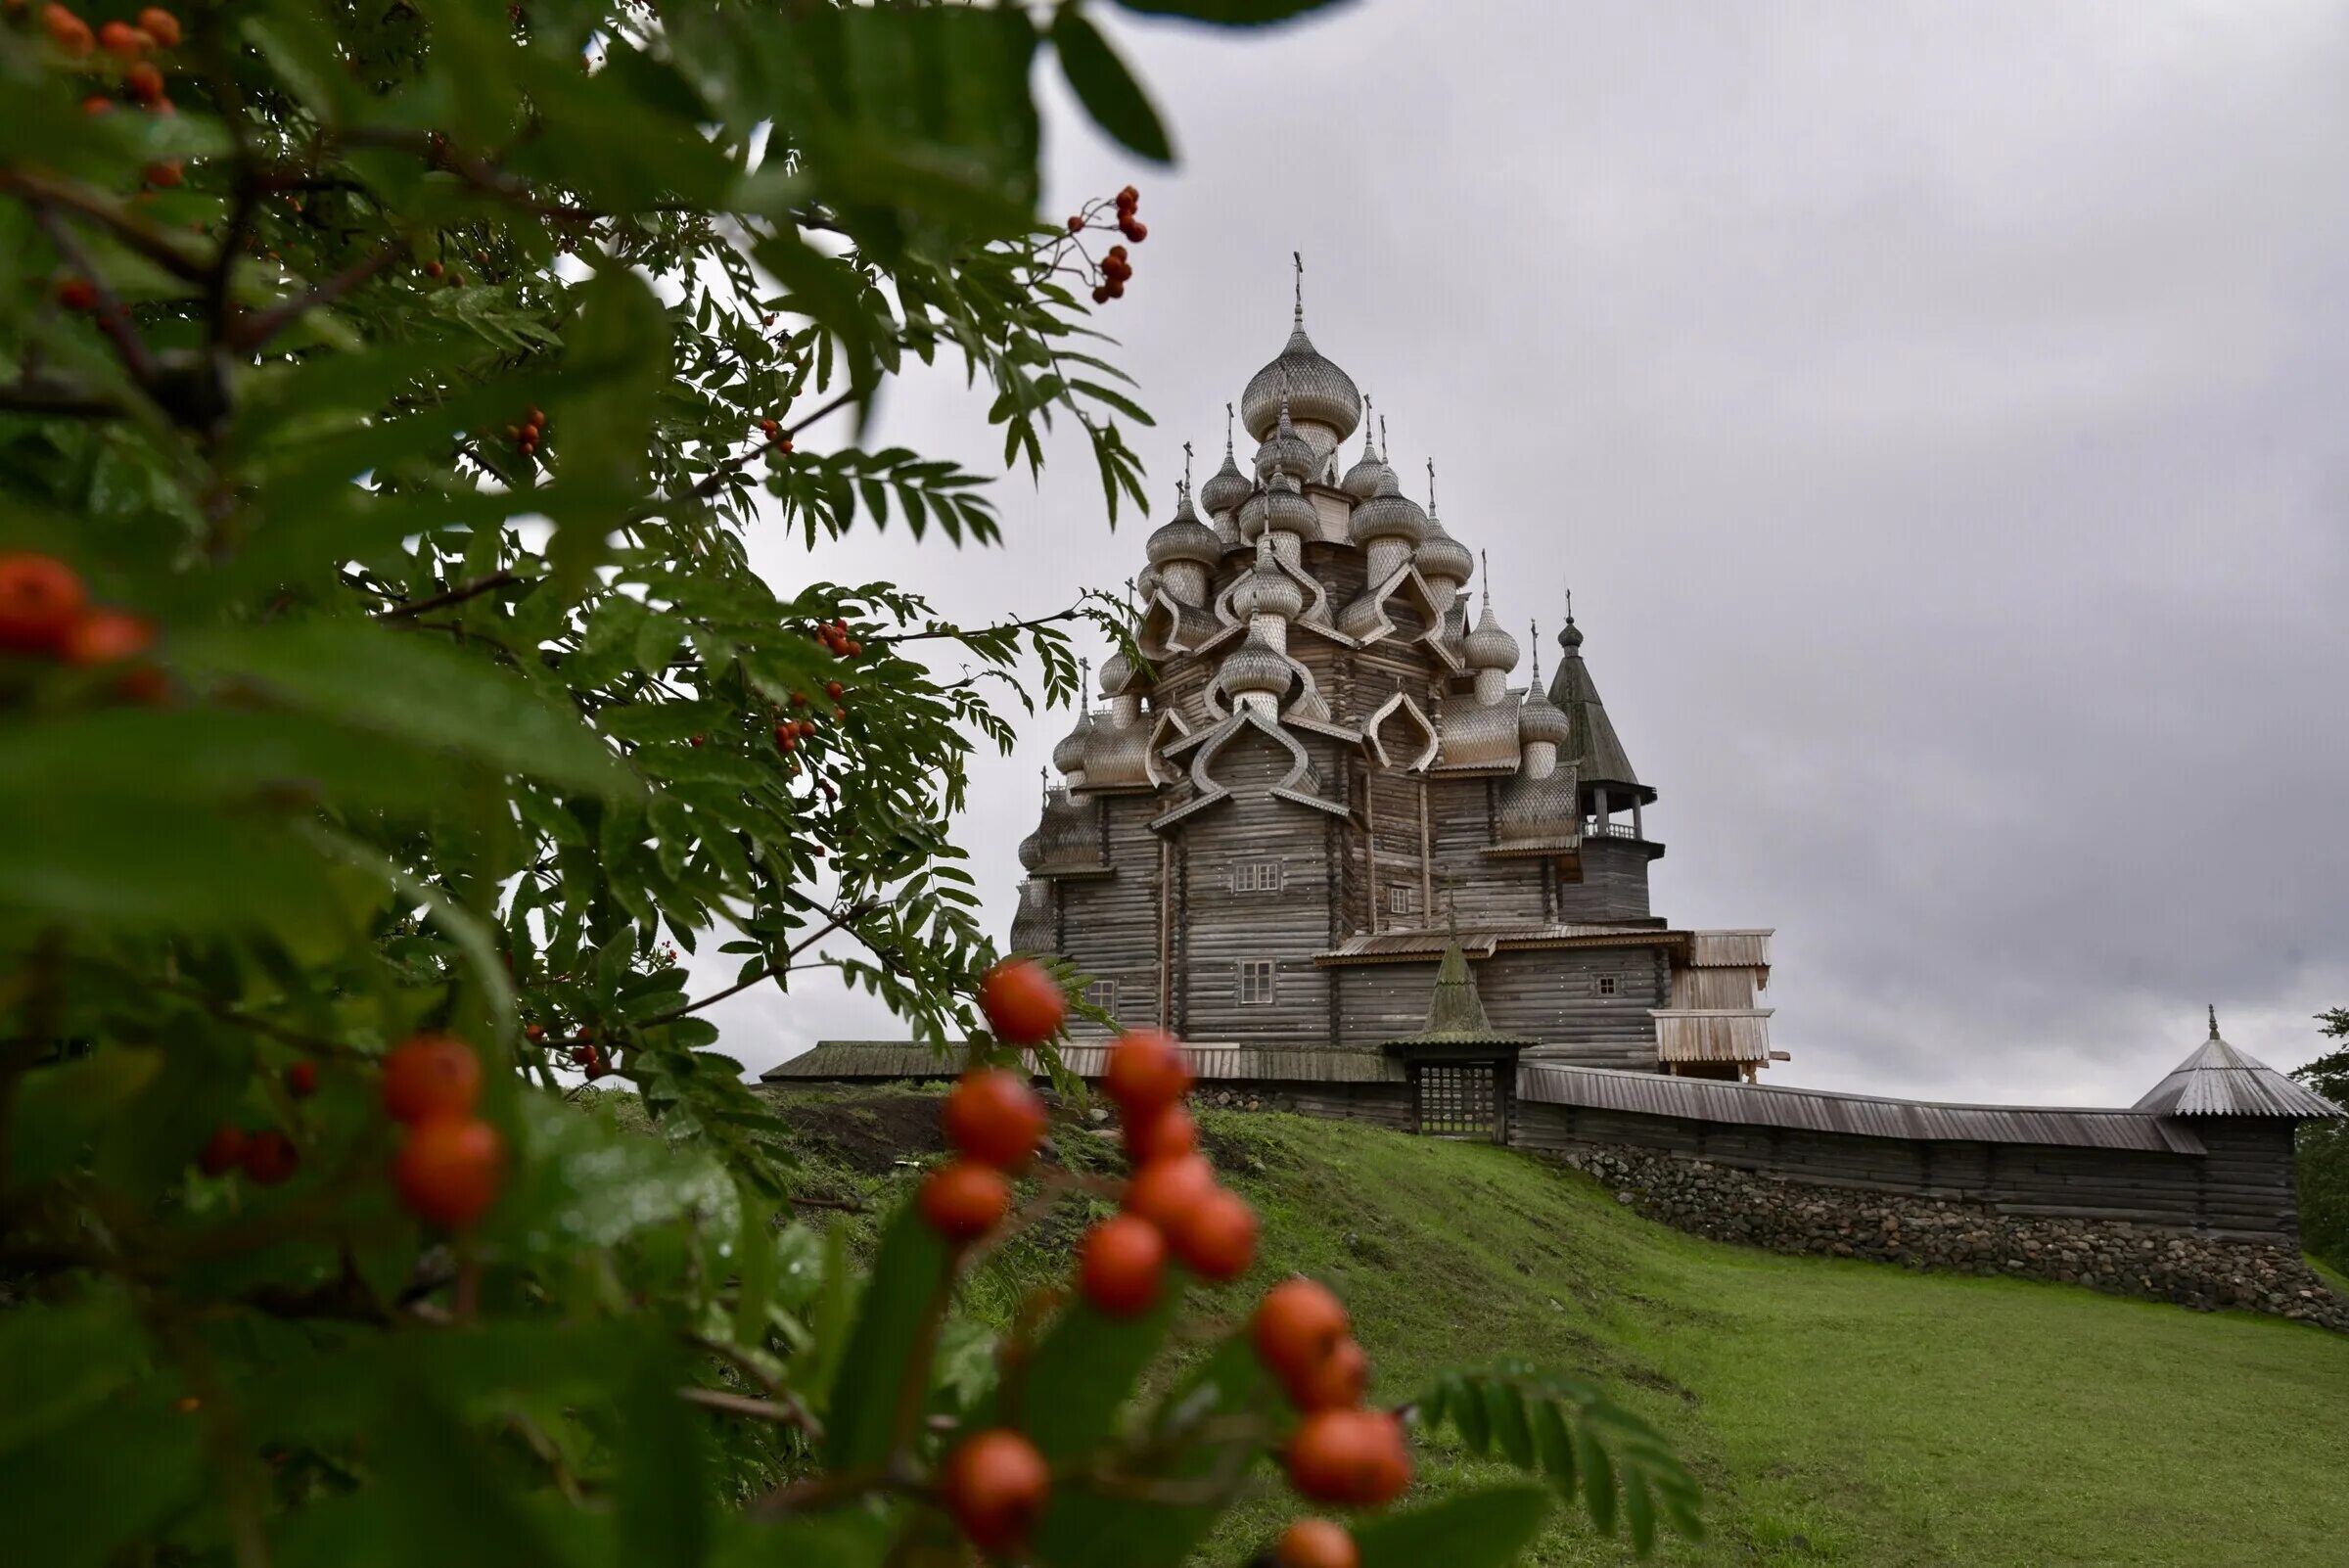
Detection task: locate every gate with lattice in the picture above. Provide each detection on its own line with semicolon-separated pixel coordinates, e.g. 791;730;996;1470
1412;1060;1506;1141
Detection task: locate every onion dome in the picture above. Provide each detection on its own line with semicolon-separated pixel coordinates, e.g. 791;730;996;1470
1200;408;1254;520
1236;482;1268;542
1264;475;1318;539
1254;401;1317;484
1415;518;1473;585
1017;825;1044;871
1341;402;1386;500
1051;703;1094;775
1135;562;1162;601
1220;626;1292;699
1518;624;1572;746
1557;617;1585;651
1351;463;1429;550
1147;485;1221;570
1462;593;1520;671
1099;650;1138;699
1240;262;1361;441
1231;544;1306;623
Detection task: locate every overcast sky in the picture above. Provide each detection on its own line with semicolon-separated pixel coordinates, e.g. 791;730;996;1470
712;0;2349;1106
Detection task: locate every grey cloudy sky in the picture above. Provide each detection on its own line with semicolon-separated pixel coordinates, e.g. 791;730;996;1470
713;0;2349;1106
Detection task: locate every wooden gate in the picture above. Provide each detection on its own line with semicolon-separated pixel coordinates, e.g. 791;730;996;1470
1413;1061;1504;1141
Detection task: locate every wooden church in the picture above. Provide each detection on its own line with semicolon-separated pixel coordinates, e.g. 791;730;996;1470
1005;269;1783;1099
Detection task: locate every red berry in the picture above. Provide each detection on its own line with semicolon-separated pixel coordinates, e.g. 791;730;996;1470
1283;1335;1369;1412
942;1068;1048;1173
124;62;165;105
569;1043;592;1065
525;1023;545;1042
284;1061;318;1099
1091;285;1111;305
918;1160;1010;1244
196;1123;246;1177
0;553;87;653
825;680;844;700
240;1130;299;1185
1254;1278;1352;1388
55;277;97;313
1123;1152;1215;1231
977;957;1066;1046
142;161;182;188
82;94;112;115
941;1429;1050;1553
1275;1519;1360;1568
137;8;181;49
59;608;153;667
1285;1408;1410;1506
1067;214;1084;233
1104;278;1125;300
1122;219;1148;244
379;1035;482;1125
44;5;94;56
1116;185;1139;210
1122;1102;1196;1165
393;1116;505;1228
1079;1213;1167;1317
98;19;144;54
1103;1029;1191;1116
1164;1186;1257;1282
424;260;444;279
759;417;779;436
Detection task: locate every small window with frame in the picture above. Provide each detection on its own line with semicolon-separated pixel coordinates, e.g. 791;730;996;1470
1232;858;1283;894
1597;975;1620;997
1238;959;1276;1005
1388;885;1419;916
1084;979;1118;1018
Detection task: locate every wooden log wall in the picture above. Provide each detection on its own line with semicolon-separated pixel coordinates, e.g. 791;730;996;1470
1553;839;1652;922
1509;1101;2304;1237
1333;948;1663;1067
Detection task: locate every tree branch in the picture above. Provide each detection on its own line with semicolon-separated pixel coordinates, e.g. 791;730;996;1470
228;237;411;352
375;569;523;622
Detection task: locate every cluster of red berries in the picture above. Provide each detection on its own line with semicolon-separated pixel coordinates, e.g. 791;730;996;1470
0;551;163;702
1091;244;1135;307
49;5;185;182
194;1060;319;1187
813;618;862;659
382;1035;506;1228
1113;184;1148;244
757;416;794;461
504;405;546;458
570;1034;612;1081
420;259;468;286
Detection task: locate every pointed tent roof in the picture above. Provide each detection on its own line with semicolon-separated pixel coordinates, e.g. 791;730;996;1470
1547;612;1649;801
1384;908;1539;1051
2132;1007;2344;1119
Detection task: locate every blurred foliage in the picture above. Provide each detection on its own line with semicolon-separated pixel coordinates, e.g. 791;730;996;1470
0;1;1692;1564
2294;1009;2349;1275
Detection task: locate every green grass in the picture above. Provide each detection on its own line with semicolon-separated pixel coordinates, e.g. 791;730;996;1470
759;1090;2349;1567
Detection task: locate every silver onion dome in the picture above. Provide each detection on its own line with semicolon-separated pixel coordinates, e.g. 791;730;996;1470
1200;429;1253;520
1134;561;1163;601
1231;540;1305;622
1265;475;1318;539
1098;650;1137;699
1462;596;1520;671
1235;482;1268;542
1017;825;1044;871
1558;617;1585;651
1415;518;1473;585
1240;264;1361;440
1146;488;1221;570
1051;708;1093;775
1351;463;1429;549
1341;407;1385;500
1254;404;1317;484
1220;626;1293;698
1517;686;1572;748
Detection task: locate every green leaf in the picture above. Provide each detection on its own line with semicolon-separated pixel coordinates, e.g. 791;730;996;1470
1050;11;1174;163
1484;1379;1536;1468
0;1291;143;1453
619;1352;711;1568
821;1199;952;1470
732;1194;781;1348
1014;1288;1180;1460
1353;1484;1554;1568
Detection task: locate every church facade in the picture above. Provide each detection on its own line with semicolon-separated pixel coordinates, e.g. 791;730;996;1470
1006;282;1779;1085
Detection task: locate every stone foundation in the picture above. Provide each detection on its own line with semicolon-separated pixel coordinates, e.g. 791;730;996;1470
1548;1142;2349;1332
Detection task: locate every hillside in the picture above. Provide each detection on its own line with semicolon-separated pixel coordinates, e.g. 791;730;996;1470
760;1086;2349;1568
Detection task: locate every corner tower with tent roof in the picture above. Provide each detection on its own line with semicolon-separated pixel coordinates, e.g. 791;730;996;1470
1006;260;1783;1094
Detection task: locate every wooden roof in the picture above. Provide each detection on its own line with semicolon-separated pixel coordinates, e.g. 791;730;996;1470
2132;1011;2344;1119
1382;931;1539;1050
1517;1062;2207;1154
762;1040;1405;1086
1684;930;1773;968
1649;1009;1774;1064
1317;923;1677;966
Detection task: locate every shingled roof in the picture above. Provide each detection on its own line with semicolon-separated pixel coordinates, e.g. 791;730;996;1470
1383;922;1538;1051
1546;616;1650;802
2132;1008;2344;1119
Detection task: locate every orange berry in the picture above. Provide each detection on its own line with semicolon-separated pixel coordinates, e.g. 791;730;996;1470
1067;214;1083;233
1283;1335;1369;1412
142;160;182;188
1253;1277;1352;1388
977;957;1066;1046
379;1035;482;1125
1079;1213;1167;1317
1275;1519;1359;1568
1116;184;1139;210
284;1061;318;1099
942;1068;1048;1173
941;1429;1050;1553
43;5;93;55
0;552;87;653
1122;219;1149;244
82;94;112;115
1091;284;1111;306
525;1023;544;1042
240;1129;299;1186
423;260;443;279
759;417;779;436
1103;1028;1191;1116
1165;1185;1256;1282
393;1115;505;1228
825;680;844;700
1122;1102;1196;1165
136;7;179;48
196;1122;246;1177
97;18;143;54
124;61;164;105
59;607;150;667
918;1160;1010;1244
56;277;97;312
1284;1408;1411;1507
1123;1152;1215;1231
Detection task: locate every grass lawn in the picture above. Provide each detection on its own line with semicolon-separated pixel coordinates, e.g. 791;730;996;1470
757;1089;2349;1567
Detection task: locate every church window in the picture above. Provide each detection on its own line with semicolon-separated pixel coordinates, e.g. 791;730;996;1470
1238;960;1276;1004
1232;858;1283;894
1597;975;1619;997
1085;979;1118;1017
1388;885;1418;916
